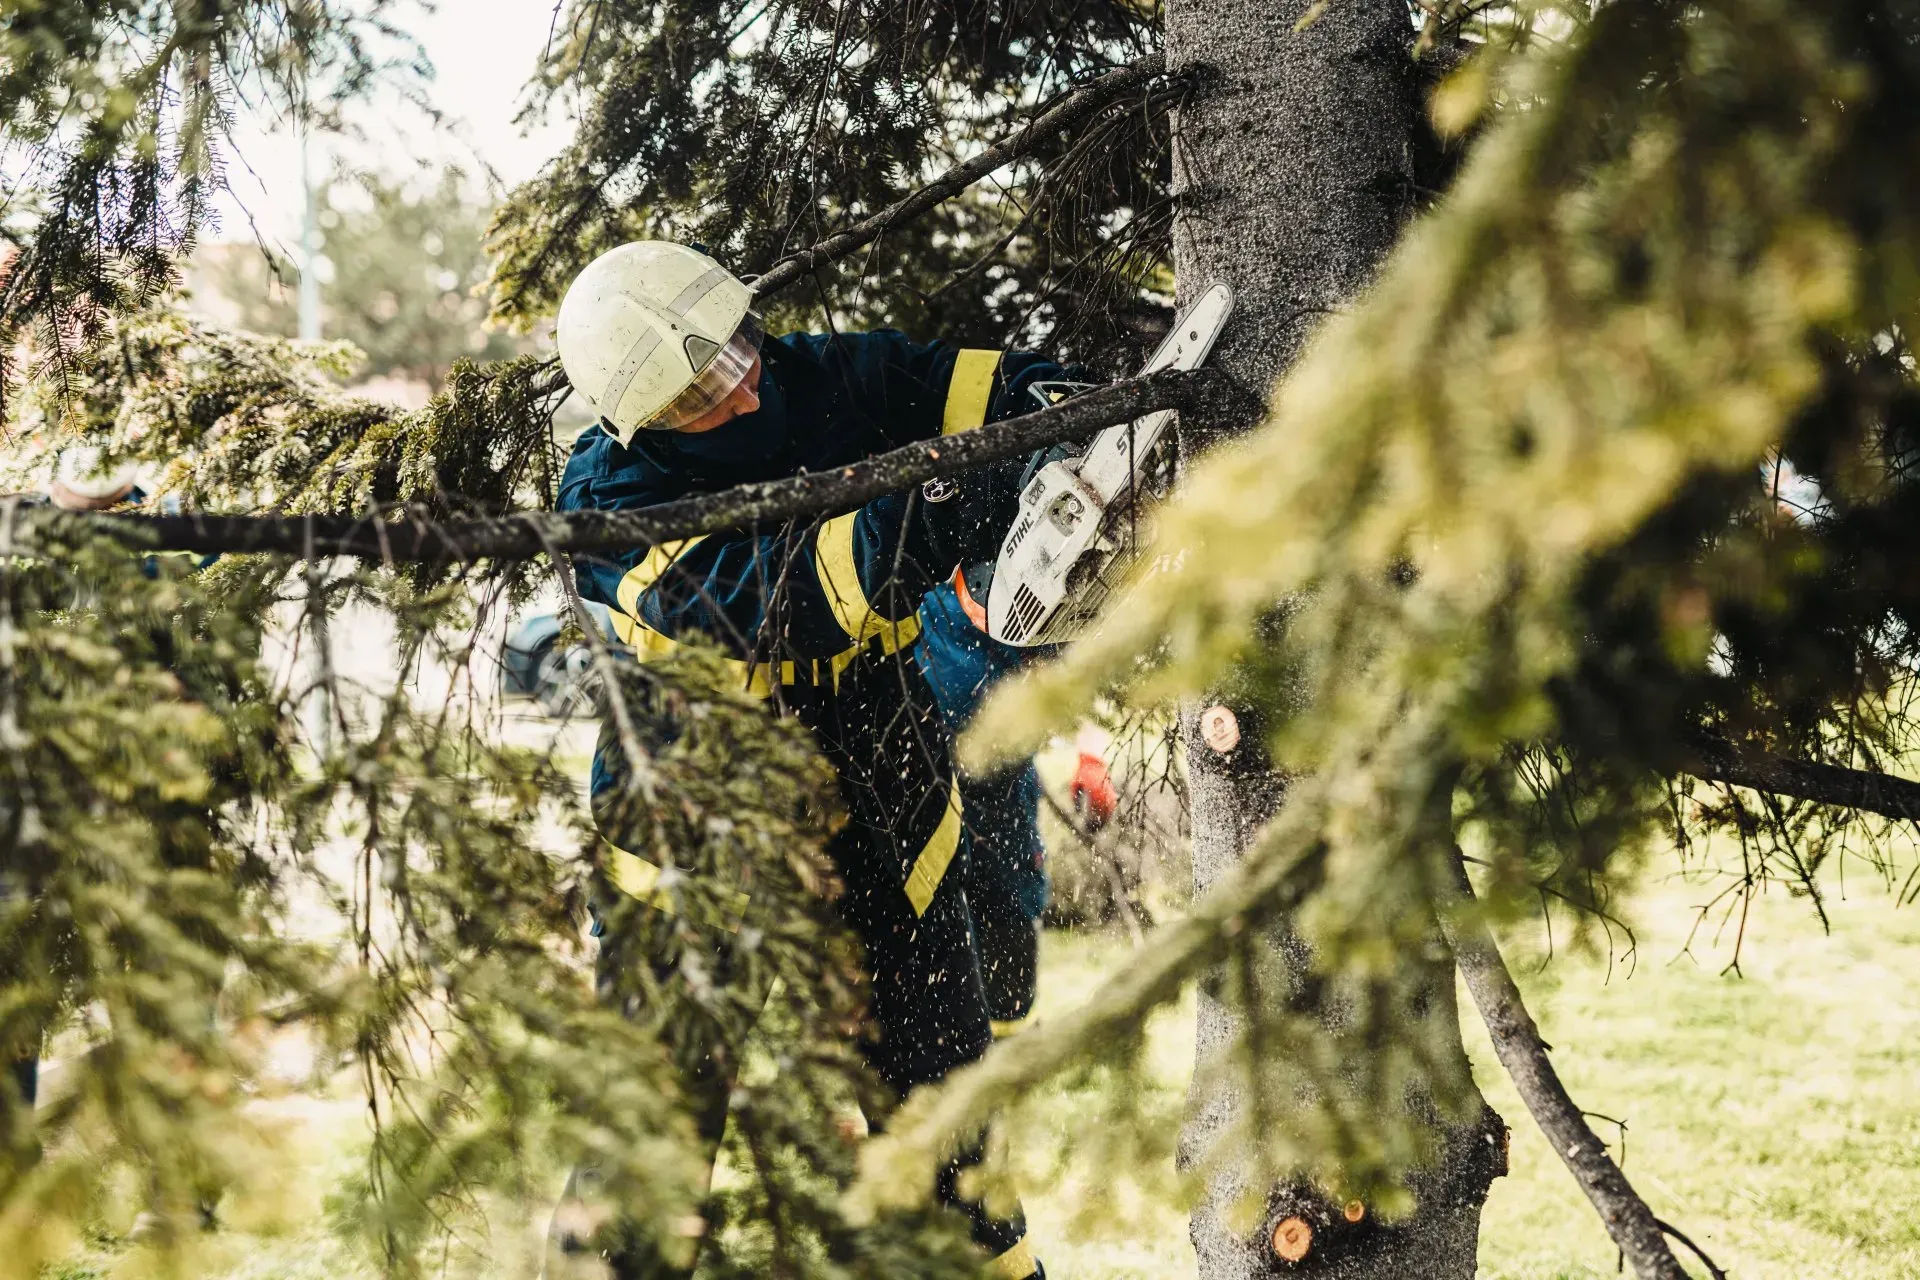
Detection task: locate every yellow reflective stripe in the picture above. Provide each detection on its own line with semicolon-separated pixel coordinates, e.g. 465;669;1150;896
611;529;918;696
990;1016;1032;1040
616;535;707;617
612;536;703;660
609;609;680;661
988;1236;1036;1279
607;839;666;902
822;623;923;691
817;512;874;639
943;349;1003;435
609;534;790;698
604;839;750;930
816;512;922;653
903;780;964;917
609;606;784;700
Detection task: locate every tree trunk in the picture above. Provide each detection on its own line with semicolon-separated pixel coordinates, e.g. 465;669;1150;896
1166;2;1503;1276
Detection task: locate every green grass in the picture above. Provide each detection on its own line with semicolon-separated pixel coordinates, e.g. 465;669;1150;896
1017;864;1920;1279
47;864;1920;1278
1465;868;1920;1280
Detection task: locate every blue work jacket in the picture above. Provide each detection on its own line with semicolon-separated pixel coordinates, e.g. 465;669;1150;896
559;329;1063;921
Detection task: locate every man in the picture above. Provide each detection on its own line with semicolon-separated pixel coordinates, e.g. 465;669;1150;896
552;240;1059;1278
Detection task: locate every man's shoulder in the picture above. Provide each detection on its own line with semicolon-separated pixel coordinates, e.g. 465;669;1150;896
557;424;675;512
772;329;955;409
774;328;931;368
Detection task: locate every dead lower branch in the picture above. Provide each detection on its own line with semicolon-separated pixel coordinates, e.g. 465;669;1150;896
1686;735;1920;824
9;367;1216;562
1438;850;1693;1280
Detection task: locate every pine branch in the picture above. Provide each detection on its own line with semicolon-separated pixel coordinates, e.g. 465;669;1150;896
750;54;1169;299
11;368;1216;562
1438;852;1695;1280
1685;737;1920;824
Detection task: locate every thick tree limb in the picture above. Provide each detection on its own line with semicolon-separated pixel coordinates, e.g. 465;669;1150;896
750;54;1168;299
10;368;1216;562
1686;737;1920;824
1437;853;1695;1280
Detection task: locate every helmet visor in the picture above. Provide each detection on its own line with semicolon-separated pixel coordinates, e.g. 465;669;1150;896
644;314;765;431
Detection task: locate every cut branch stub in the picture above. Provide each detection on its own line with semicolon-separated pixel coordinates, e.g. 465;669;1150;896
1200;705;1241;754
1270;1216;1313;1263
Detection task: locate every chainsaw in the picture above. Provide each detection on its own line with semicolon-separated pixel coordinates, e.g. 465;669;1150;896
983;282;1234;647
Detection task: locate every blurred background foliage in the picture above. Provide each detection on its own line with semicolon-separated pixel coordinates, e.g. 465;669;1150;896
189;170;528;392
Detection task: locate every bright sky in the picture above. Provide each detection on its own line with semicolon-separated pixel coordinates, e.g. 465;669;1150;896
209;0;574;252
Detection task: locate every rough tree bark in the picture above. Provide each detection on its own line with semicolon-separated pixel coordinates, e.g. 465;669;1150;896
1167;2;1503;1276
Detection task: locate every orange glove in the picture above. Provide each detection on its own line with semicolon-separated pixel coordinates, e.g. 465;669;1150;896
1068;751;1118;832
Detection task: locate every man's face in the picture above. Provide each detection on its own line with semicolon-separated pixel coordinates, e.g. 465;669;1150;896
673;352;764;434
47;479;133;510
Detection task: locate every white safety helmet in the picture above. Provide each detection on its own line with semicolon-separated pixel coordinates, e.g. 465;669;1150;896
52;444;138;504
556;240;762;444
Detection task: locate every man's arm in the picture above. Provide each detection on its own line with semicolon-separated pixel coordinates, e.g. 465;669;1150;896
563;338;1072;685
803;333;1074;620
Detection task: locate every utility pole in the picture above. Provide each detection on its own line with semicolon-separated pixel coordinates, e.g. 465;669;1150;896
296;115;331;757
297;121;323;342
